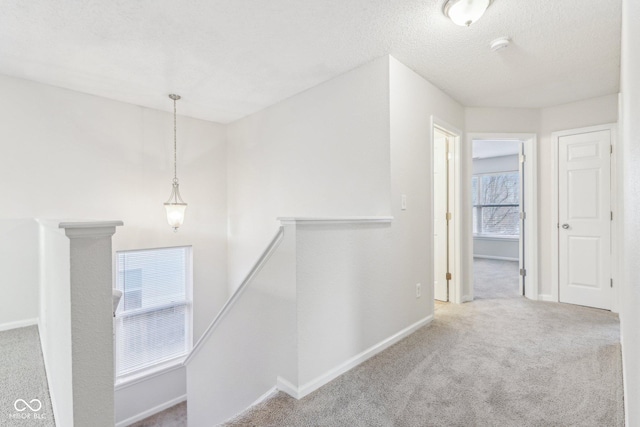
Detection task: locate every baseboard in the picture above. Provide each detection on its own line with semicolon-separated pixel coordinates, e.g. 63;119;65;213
276;377;298;398
0;317;38;332
37;319;61;427
279;315;433;399
538;294;555;302
115;394;186;427
473;255;519;261
620;317;630;427
219;386;278;425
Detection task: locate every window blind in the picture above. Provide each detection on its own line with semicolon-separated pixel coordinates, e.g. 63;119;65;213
115;246;191;377
473;172;520;237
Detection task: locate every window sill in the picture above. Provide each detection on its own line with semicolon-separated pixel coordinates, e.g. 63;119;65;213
473;235;519;242
114;355;187;391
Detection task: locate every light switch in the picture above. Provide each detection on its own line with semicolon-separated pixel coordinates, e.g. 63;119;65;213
401;195;407;210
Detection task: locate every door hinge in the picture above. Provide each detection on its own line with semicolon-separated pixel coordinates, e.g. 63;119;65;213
611;278;613;288
520;212;526;220
446;212;452;221
520;154;526;163
446;272;452;281
611;145;613;154
520;268;527;277
611;211;613;221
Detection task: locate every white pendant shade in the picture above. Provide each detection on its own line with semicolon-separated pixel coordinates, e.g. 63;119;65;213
165;202;187;231
444;0;491;26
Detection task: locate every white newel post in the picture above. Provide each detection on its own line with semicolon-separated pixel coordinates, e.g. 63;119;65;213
59;221;123;427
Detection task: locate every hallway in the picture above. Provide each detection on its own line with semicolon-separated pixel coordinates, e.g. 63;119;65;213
223;277;623;425
138;263;624;426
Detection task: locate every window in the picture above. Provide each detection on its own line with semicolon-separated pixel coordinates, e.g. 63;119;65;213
115;246;192;379
472;172;520;237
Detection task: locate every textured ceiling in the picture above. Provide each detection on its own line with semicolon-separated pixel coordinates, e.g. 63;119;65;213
0;0;621;123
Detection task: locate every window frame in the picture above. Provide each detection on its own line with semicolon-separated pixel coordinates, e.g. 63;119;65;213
472;171;520;239
113;245;193;386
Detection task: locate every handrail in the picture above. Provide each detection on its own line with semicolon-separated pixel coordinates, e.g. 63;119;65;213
184;226;285;365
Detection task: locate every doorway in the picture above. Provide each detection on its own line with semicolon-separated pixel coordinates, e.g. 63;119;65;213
471;139;523;299
433;127;454;302
465;133;538;302
431;117;462;305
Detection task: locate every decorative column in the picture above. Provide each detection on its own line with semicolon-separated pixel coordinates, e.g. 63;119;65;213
59;221;123;427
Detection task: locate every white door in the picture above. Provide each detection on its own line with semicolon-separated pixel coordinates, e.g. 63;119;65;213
434;131;449;301
558;130;611;310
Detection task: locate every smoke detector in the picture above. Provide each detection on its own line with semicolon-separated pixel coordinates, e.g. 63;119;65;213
490;37;511;52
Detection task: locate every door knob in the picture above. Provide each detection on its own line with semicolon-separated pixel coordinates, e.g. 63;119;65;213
562;223;570;229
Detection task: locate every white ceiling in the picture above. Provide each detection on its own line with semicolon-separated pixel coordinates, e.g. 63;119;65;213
472;140;521;159
0;0;621;123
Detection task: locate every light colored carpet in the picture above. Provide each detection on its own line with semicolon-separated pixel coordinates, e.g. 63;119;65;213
129;402;187;427
474;257;520;299
147;260;624;426
0;325;55;426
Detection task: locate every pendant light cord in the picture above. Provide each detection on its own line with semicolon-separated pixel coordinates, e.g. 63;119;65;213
173;97;178;184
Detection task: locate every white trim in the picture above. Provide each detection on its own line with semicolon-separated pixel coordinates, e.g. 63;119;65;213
473;255;519;262
58;220;124;229
431;116;463;304
114;359;185;390
466;133;539;302
538;294;555;302
220;387;278;425
620;314;630;427
38;319;62;427
276;377;299;398
473;236;519;242
551;123;617;308
0;317;38;332
282;315;433;400
277;216;393;225
115;394;186;427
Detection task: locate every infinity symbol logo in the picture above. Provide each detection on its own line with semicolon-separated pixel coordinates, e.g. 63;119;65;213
14;399;42;412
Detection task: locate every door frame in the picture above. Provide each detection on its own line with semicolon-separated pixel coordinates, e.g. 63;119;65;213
465;133;539;301
431;116;463;303
551;123;619;312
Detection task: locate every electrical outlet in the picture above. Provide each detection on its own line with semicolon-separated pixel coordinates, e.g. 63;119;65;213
416;283;421;298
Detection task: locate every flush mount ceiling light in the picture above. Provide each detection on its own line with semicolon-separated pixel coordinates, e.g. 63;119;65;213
443;0;492;27
164;94;187;232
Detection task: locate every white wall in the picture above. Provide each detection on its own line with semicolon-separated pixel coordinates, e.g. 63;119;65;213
465;95;618;298
620;0;640;424
214;55;463;420
38;221;73;426
115;366;186;426
0;219;39;328
539;94;618;299
389;56;465;304
472;155;519;175
226;56;392;290
296;221;413;387
0;74;228;424
188;225;296;427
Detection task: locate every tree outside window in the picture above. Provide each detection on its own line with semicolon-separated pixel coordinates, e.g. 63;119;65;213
472;172;520;237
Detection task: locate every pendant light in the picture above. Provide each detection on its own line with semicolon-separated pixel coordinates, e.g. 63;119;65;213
164;94;187;232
